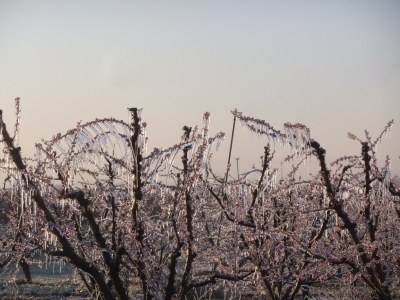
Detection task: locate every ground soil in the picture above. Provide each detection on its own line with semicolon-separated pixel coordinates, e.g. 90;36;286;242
0;263;89;299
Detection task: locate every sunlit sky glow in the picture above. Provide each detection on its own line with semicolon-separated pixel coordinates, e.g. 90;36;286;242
1;1;399;174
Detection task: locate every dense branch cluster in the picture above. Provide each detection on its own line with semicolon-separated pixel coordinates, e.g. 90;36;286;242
0;99;399;299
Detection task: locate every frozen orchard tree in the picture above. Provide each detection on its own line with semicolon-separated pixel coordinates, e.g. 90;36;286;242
233;111;399;300
1;101;399;299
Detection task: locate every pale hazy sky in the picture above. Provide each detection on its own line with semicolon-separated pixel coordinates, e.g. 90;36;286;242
1;1;399;173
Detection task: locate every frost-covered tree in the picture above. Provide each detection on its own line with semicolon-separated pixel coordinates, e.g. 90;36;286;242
1;99;399;300
0;98;34;282
232;111;400;300
207;112;339;300
0;99;244;299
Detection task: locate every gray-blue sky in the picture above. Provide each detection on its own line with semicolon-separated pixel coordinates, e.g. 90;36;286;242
0;1;399;173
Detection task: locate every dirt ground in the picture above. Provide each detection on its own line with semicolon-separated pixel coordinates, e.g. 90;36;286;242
0;263;89;299
0;263;379;299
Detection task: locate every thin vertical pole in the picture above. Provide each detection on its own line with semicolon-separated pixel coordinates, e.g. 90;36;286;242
225;109;237;184
215;109;237;250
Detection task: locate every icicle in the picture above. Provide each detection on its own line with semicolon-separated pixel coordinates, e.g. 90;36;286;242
44;229;48;250
10;175;14;202
27;190;32;208
52;259;56;274
20;189;24;216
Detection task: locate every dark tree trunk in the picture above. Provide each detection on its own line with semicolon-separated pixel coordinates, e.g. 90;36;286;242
19;258;32;283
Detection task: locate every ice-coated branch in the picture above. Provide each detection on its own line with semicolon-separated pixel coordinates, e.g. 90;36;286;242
128;107;152;300
232;110;285;143
233;111;313;156
179;125;196;299
1;110;116;299
64;189;130;300
373;119;394;147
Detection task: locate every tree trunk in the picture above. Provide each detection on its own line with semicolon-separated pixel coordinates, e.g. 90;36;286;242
19;258;32;283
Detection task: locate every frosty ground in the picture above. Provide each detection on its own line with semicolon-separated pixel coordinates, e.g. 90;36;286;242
0;263;89;299
0;264;372;300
